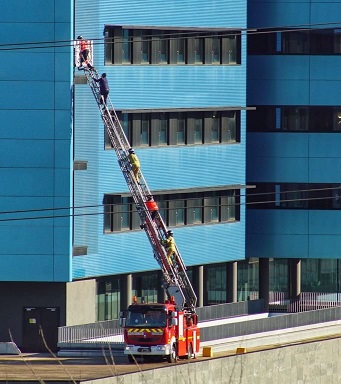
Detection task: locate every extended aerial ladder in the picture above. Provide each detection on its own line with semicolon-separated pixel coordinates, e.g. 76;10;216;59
79;65;197;314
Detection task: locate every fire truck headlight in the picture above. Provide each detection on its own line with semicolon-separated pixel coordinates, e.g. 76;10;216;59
156;346;166;351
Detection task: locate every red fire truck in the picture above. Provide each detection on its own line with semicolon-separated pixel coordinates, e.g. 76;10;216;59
120;298;200;362
82;60;200;363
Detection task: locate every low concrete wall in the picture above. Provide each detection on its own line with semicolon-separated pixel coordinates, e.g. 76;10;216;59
80;336;341;384
0;342;21;355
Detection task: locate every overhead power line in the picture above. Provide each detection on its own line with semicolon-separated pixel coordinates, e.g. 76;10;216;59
0;185;340;222
1;20;341;51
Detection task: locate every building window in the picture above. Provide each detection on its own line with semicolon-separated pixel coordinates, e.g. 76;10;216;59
97;278;120;321
104;26;241;65
133;272;159;303
176;113;186;144
301;259;341;293
206;264;227;304
105;110;240;149
141;115;150;146
248;28;341;55
247;183;341;210
104;189;239;233
122;30;131;64
248;106;341;133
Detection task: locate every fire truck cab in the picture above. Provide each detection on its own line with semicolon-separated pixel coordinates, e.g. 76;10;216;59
120;300;200;363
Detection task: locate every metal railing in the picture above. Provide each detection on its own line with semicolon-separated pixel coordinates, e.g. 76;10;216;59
58;294;341;344
288;292;341;312
58;320;124;344
58;301;263;344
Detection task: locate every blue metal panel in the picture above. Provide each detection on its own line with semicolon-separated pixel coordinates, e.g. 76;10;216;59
0;169;54;196
1;1;54;22
309;134;341;158
309;158;341;183
246;1;341;262
247;210;341;259
56;0;73;22
310;80;341;106
247;133;341;183
0;140;54;167
309;236;341;258
73;221;245;278
76;66;246;111
311;3;341;25
0;24;55;47
54;253;72;282
0;82;54;110
0;226;53;255
76;0;246;31
0;52;54;81
248;56;310;81
0;111;54;139
310;57;341;82
99;144;246;192
247;155;308;183
247;133;309;158
248;2;310;27
55;140;72;169
73;0;247;279
309;211;341;235
248;56;341;106
0;2;74;282
247;209;309;235
248;79;310;106
247;234;308;258
0;255;54;282
55;82;72;110
246;210;309;258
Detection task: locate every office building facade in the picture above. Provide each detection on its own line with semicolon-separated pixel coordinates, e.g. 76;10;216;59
247;0;341;299
0;0;248;351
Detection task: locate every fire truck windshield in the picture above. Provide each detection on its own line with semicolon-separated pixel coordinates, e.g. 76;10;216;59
126;309;167;327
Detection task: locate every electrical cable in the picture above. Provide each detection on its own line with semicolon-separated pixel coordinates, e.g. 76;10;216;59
1;20;341;51
1;186;340;222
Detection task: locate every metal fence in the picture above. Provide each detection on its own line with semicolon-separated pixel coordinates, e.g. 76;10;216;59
58;301;263;344
288;292;341;312
58;319;123;344
58;295;341;344
200;306;341;342
249;291;341;312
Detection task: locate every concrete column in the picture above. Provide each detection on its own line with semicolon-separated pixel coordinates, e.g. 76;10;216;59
120;274;133;310
289;259;301;300
259;258;269;312
226;262;238;303
192;265;204;307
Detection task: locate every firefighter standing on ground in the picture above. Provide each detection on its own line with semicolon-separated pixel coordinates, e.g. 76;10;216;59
128;148;140;183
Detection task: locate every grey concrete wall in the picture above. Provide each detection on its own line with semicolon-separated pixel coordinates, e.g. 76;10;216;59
66;279;96;326
80;337;341;384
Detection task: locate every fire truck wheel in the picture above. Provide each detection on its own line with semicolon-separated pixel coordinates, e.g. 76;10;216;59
187;343;193;359
167;343;177;363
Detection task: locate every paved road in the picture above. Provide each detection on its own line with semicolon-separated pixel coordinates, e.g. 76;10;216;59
0;353;210;382
0;333;339;382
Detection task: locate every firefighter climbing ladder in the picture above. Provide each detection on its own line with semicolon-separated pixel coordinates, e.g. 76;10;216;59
80;66;197;314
